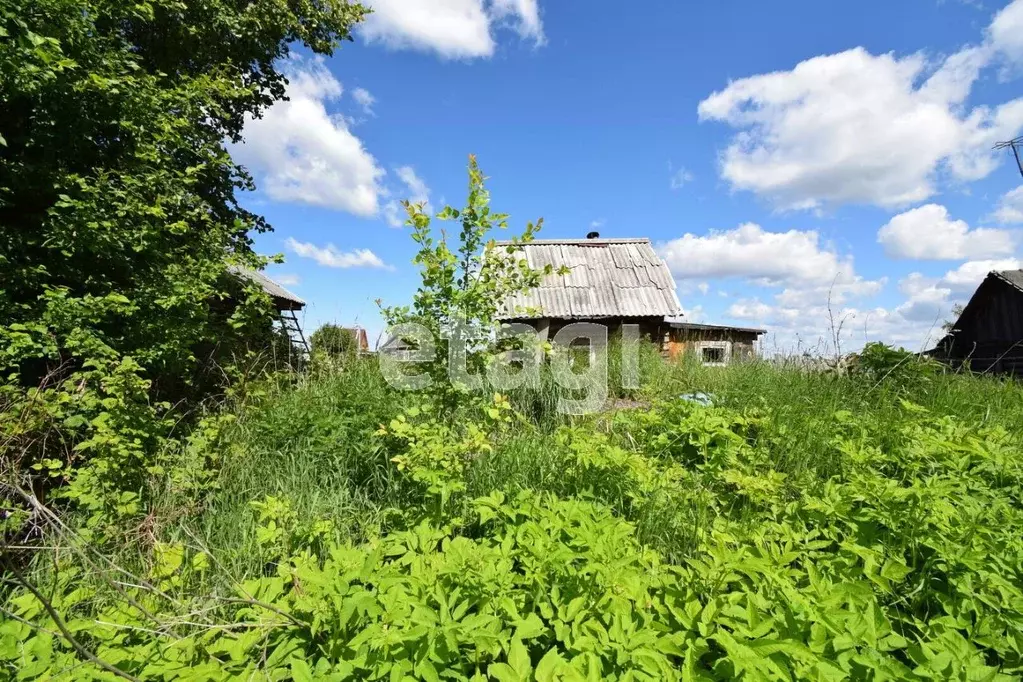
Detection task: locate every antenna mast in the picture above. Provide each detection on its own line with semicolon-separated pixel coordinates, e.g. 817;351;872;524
994;136;1023;179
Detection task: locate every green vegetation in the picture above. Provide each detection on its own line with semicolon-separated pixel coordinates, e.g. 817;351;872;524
5;351;1023;680
1;0;366;544
311;324;362;363
4;6;1023;680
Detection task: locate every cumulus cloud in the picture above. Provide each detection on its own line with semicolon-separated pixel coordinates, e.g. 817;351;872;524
233;59;385;215
360;0;544;59
384;166;432;227
658;223;864;287
940;258;1022;291
286;237;392;270
273;274;301;287
893;258;1021;325
990;0;1023;68
697;2;1023;210
992;186;1023;223
730;256;1021;352
878;204;1018;259
662;223;892;349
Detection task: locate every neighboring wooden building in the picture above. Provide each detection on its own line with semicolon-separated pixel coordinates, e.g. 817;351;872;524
496;236;683;342
229;266;308;354
664;321;766;366
929;269;1023;376
343;327;370;353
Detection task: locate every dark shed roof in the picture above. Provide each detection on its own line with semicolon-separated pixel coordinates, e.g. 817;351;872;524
994;269;1023;293
229;266;305;311
667;320;767;335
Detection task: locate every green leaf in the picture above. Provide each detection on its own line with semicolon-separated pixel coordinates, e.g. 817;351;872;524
508;638;531;678
290;656;315;682
488;663;523;682
535;648;566;682
515;613;546;640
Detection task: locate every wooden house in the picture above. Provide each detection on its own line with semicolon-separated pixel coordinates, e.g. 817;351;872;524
495;236;683;342
929;269;1023;376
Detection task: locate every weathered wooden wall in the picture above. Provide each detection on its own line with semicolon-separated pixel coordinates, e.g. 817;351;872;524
666;329;761;364
937;278;1023;376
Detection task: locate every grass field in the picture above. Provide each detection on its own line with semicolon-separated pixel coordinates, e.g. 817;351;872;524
5;348;1023;680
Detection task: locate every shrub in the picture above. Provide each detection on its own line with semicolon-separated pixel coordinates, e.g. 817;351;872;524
310;324;360;362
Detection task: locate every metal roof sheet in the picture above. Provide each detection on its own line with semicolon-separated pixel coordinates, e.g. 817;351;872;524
494;238;682;319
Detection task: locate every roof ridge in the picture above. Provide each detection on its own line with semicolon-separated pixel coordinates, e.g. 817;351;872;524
994;269;1023;293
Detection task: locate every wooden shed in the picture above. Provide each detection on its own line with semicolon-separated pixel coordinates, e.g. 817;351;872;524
664;321;766;366
928;269;1023;376
495;236;683;342
229;265;308;353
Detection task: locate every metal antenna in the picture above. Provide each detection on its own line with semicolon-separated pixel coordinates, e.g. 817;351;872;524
994;136;1023;179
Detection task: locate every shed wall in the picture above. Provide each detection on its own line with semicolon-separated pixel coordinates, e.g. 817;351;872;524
942;282;1023;376
666;328;761;364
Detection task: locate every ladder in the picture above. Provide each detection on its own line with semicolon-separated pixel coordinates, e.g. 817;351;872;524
279;308;310;362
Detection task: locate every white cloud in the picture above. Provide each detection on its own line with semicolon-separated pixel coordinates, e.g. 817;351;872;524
992;186;1023;223
697;4;1023;210
286;237;392;270
682;304;706;322
697;282;710;295
940;257;1022;292
352;87;376;115
891;257;1021;326
234;58;385;215
384;166;432;227
727;300;773;321
490;0;545;44
669;164;694;190
990;0;1023;68
658;223;863;287
360;0;544;59
663;223;889;350
878;203;1018;259
273;274;301;287
728;296;945;353
590;219;605;229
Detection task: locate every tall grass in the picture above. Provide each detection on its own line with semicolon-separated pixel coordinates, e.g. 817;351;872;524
163;346;1023;578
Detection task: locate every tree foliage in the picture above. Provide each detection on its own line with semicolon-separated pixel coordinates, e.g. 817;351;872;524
380;156;560;406
310;323;360;361
0;0;366;534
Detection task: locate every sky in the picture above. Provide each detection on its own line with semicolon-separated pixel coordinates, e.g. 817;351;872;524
233;0;1023;353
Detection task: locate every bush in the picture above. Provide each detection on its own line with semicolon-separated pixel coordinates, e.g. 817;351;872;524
310;323;360;362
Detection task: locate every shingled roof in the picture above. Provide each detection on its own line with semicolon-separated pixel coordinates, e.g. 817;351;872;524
495;238;682;320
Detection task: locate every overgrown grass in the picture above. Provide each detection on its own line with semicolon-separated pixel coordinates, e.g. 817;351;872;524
172;348;1023;577
8;348;1023;680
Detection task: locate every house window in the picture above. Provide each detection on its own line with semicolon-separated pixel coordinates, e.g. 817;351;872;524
702;346;724;364
696;341;730;367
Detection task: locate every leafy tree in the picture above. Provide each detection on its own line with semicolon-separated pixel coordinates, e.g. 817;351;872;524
380;156;559;408
0;0;366;531
311;323;359;361
942;303;966;333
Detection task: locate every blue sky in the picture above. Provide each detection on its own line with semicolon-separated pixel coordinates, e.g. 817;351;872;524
233;0;1023;352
